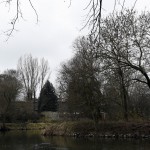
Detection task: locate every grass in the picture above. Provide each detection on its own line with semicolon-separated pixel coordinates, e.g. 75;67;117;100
2;123;50;130
42;120;150;137
1;120;150;138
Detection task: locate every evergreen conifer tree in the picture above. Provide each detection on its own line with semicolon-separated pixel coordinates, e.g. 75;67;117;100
38;80;57;112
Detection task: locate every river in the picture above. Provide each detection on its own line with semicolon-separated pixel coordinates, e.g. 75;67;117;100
0;131;150;150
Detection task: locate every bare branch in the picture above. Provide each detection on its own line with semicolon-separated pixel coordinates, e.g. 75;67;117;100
113;0;117;14
83;0;93;10
132;78;147;85
131;0;138;11
28;0;38;23
68;0;72;8
2;0;38;40
5;0;19;41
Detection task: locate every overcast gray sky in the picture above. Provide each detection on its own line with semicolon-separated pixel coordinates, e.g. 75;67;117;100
0;0;149;85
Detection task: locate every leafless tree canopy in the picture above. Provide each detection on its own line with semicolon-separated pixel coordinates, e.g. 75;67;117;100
83;0;138;42
17;54;50;101
57;9;150;120
98;10;150;89
0;70;21;127
1;0;140;41
57;36;104;123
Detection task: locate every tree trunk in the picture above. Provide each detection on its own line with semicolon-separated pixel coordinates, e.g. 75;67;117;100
118;67;128;121
1;114;6;131
122;85;128;121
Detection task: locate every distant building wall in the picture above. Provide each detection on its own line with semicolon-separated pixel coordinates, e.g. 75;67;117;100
41;111;59;120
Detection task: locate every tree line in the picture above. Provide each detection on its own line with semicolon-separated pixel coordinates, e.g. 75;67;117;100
0;54;57;129
57;10;150;123
1;9;150;128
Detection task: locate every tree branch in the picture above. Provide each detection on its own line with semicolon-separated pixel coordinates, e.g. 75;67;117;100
3;0;38;40
132;78;147;85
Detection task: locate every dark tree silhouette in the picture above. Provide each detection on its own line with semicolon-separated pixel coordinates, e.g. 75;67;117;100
38;80;58;112
0;70;22;130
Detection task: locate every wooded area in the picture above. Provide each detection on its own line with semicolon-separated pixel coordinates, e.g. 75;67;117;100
0;1;150;131
57;10;150;123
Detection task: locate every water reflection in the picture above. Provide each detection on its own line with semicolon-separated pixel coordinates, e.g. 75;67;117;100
33;143;68;150
0;131;150;150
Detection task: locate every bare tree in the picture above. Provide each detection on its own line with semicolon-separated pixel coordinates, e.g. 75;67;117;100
2;0;139;40
128;82;150;119
57;37;103;127
93;9;150;120
103;62;133;121
0;70;21;129
98;10;150;89
39;58;50;90
17;54;50;101
83;0;139;43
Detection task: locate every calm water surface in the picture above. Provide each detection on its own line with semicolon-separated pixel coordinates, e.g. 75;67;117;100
0;131;150;150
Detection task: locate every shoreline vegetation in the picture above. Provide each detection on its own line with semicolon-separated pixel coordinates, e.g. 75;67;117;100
0;121;150;139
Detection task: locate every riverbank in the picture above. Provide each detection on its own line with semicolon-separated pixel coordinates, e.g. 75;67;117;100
0;122;50;131
0;121;150;139
42;121;150;139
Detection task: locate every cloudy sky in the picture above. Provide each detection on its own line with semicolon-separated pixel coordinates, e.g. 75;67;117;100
0;0;149;85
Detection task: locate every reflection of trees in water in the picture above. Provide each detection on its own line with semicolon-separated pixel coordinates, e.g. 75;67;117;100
1;131;150;150
33;143;68;150
33;143;51;150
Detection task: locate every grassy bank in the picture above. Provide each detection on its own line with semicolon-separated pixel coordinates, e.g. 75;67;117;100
0;123;51;130
1;121;150;139
42;120;150;138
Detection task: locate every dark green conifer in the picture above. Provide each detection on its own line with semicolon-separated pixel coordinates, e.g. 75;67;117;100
38;80;57;112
